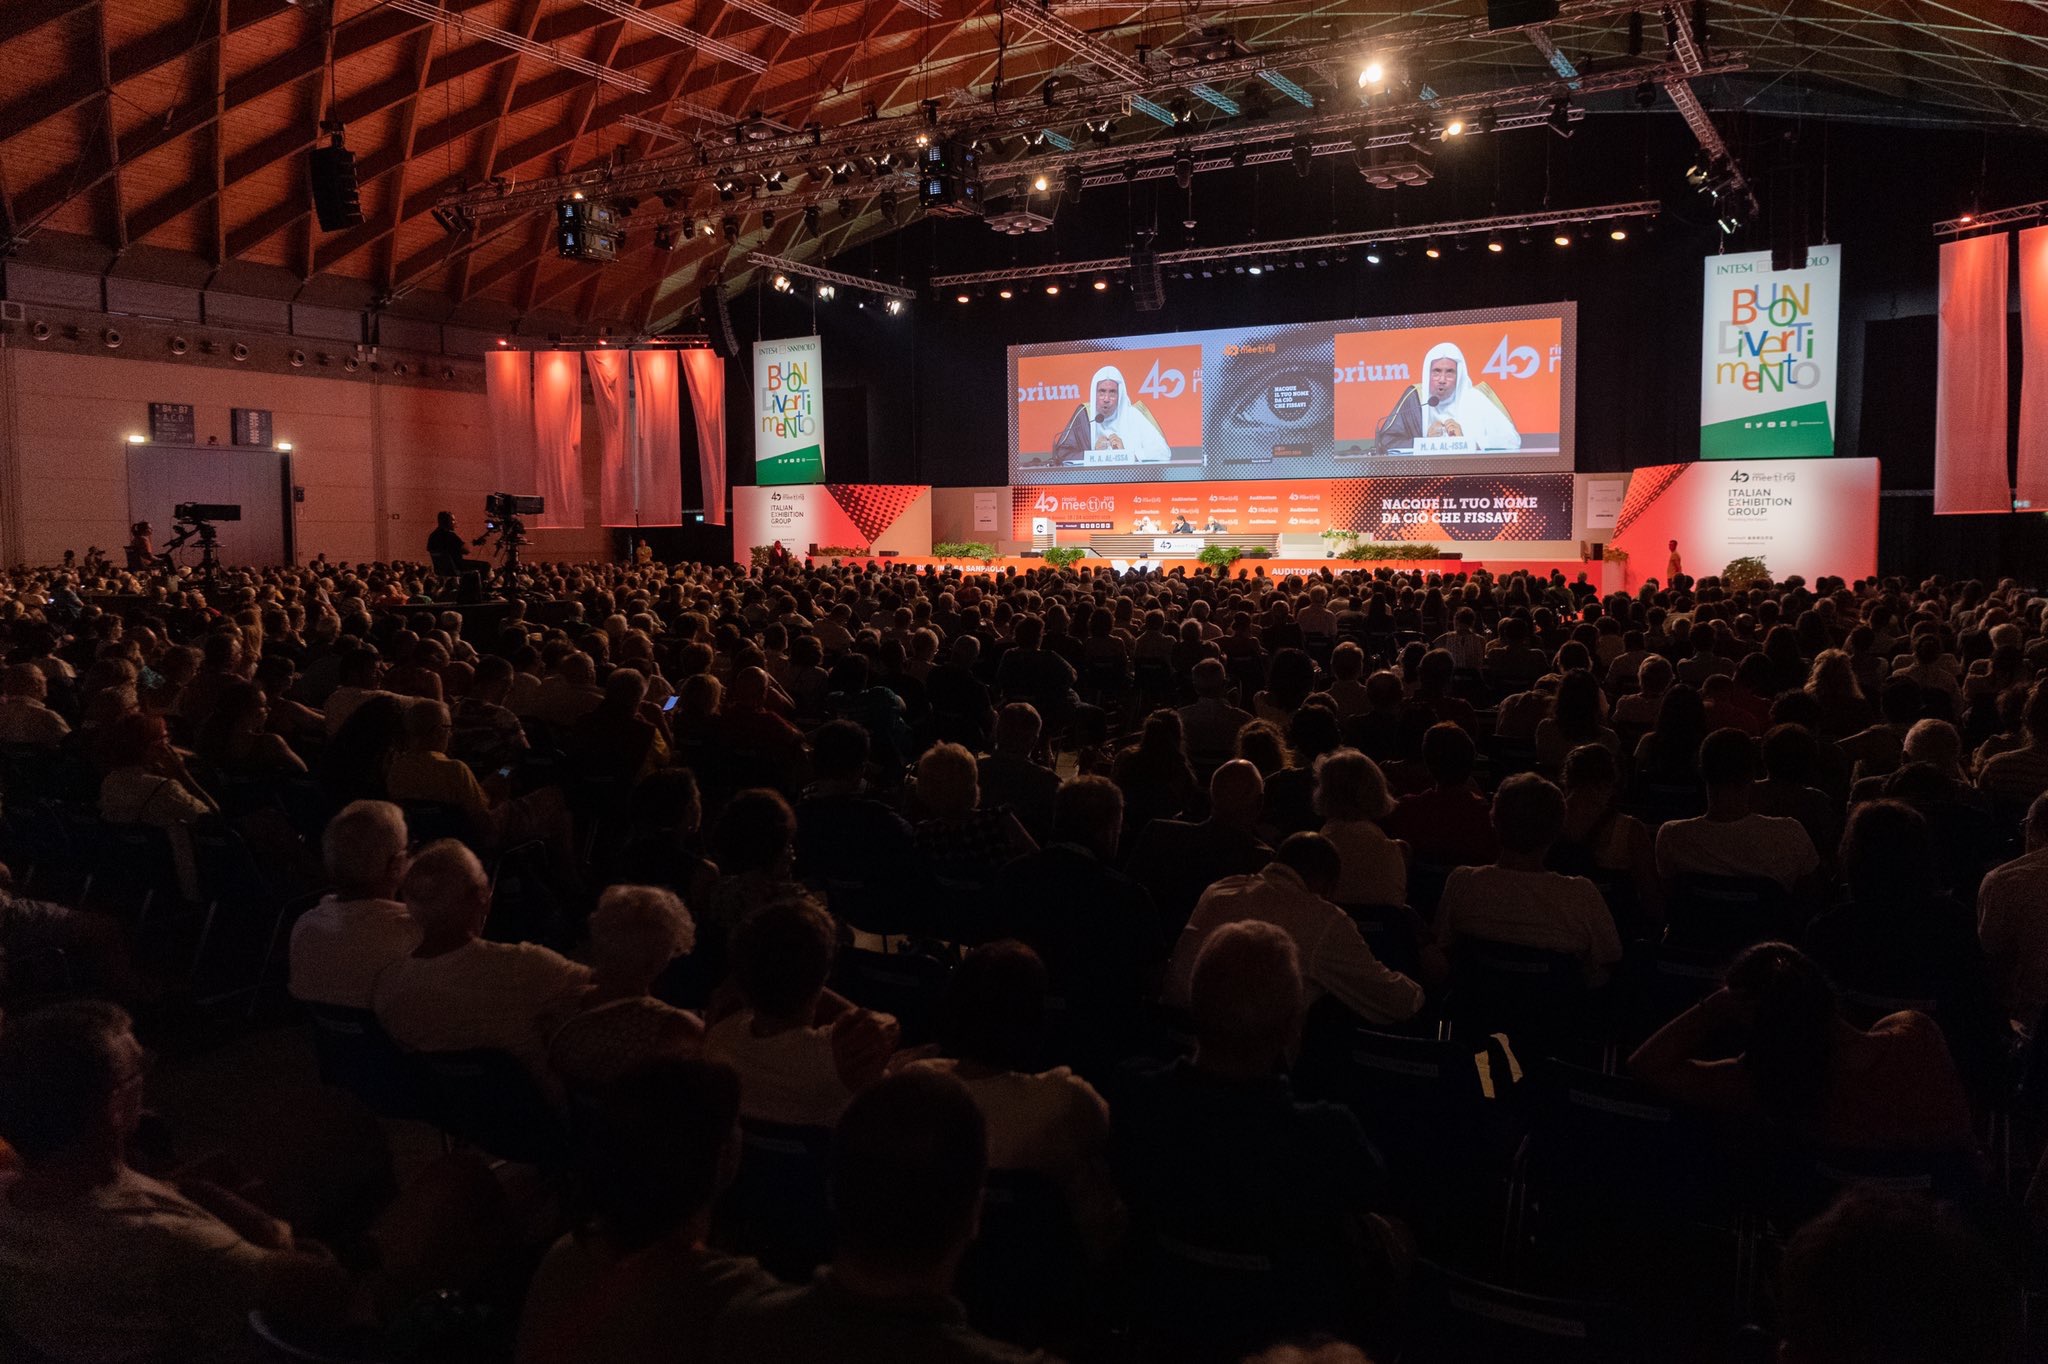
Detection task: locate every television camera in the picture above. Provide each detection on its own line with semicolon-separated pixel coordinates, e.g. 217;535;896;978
475;492;544;591
163;501;241;579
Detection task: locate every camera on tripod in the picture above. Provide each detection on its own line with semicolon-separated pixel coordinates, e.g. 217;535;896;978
173;502;242;523
483;493;544;519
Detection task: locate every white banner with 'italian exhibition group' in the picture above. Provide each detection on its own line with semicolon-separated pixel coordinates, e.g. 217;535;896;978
753;335;825;485
1700;246;1841;460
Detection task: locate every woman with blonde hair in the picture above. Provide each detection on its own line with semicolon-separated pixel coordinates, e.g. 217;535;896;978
1804;647;1872;739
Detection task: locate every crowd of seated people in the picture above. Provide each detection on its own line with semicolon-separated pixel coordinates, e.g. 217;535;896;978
0;548;2045;1360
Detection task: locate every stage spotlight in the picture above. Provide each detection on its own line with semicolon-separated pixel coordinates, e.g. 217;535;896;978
1364;250;1381;264
1553;231;1572;247
1093;278;1108;290
879;189;898;215
1442;118;1465;138
761;208;776;229
999;287;1013;299
956;293;970;304
772;273;792;292
653;225;675;251
1063;166;1083;197
1486;237;1503;252
1247;264;1262;275
1291;136;1312;177
1123;160;1139;182
1174;150;1194;189
1358;59;1386;89
1475;108;1498;134
721;214;740;242
1032;174;1049;192
818;284;837;301
1423;243;1440;259
885;298;904;316
1230;146;1247;169
839;196;856;220
1634;81;1658;108
1045;283;1060;296
804;205;820;233
1610;226;1629;240
1172;98;1192;123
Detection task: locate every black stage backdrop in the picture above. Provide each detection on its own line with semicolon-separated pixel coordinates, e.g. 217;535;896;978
709;115;2048;578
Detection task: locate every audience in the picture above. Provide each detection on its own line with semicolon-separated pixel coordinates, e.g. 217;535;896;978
10;550;2048;1362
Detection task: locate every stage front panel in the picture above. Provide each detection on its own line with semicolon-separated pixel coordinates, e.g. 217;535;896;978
1608;456;1878;583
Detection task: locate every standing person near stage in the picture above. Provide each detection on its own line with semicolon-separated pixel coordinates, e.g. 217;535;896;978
1666;539;1684;584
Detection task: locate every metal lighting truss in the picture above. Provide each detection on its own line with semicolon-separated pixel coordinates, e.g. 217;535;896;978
570;0;769;72
385;0;657;89
895;0;943;15
617;114;690;142
435;3;1728;221
1933;200;2048;235
691;0;804;36
448;49;1736;226
1001;2;1151;84
746;251;918;300
1657;2;1754;214
928;201;1663;287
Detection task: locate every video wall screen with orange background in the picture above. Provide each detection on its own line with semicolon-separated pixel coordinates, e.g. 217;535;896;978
1009;303;1574;485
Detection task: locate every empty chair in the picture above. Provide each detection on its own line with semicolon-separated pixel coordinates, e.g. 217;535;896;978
710;1118;835;1282
303;1002;436;1123
1664;874;1795;954
1447;940;1591;1057
414;1048;569;1168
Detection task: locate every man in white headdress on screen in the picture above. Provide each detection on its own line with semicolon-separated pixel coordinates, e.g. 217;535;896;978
1051;365;1174;465
1416;342;1522;451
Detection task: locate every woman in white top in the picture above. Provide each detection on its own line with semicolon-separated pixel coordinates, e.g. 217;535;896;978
908;940;1124;1258
549;885;705;1096
1314;747;1408;907
703;894;896;1129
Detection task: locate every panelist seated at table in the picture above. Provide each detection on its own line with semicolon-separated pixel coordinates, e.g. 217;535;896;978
1202;517;1229;533
1374;342;1523;453
1050;366;1174;465
1169;514;1196;535
1133;514;1162;533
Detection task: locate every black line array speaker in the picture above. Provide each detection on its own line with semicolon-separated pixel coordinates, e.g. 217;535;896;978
1487;0;1558;28
1130;248;1165;312
701;285;739;358
308;142;364;231
1770;164;1810;272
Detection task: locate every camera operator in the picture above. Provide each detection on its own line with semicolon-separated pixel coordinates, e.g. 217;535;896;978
428;511;491;579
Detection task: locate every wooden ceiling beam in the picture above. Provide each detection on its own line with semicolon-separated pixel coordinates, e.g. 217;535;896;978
97;0;126;253
0;0;96;50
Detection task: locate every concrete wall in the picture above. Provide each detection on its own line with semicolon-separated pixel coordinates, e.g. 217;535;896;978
0;338;611;567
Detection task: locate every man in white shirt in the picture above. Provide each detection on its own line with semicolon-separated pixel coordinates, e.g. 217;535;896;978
1431;608;1489;672
1439;774;1624;985
1655;728;1820;892
373;839;589;1081
1165;832;1426;1025
322;646;395;737
1176;658;1254;775
1977;793;2048;1027
289;800;420;1010
0;664;69;747
0;1002;354;1361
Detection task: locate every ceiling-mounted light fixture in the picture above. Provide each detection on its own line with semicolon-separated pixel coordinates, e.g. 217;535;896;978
1175;149;1194;190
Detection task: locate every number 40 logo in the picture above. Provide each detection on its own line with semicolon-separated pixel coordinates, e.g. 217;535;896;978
1483;337;1542;382
1138;360;1187;401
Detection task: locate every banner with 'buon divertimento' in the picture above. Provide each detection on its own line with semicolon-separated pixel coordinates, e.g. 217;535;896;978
754;335;825;486
1700;246;1840;460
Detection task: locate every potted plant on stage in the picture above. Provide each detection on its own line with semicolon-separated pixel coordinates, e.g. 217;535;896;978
1040;546;1086;571
1335;540;1442;563
1197;545;1244;573
1721;555;1772;590
934;540;1000;568
1322;528;1363;559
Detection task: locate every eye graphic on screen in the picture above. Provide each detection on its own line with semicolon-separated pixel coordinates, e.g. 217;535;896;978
1223;365;1331;430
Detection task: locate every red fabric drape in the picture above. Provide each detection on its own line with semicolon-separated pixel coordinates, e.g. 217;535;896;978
2018;228;2048;510
632;349;685;527
484;350;536;503
530;350;584;529
587;349;635;527
680;349;727;526
1935;235;2013;515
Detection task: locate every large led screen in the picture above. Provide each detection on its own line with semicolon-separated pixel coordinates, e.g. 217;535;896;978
1009;302;1575;484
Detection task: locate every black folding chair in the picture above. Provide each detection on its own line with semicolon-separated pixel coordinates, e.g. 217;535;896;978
711;1118;835;1281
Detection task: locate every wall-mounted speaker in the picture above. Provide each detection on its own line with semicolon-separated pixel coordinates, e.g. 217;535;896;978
168;335;189;356
230;342;250;362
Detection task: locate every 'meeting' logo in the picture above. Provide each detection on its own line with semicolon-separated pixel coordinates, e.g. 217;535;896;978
1729;470;1750;483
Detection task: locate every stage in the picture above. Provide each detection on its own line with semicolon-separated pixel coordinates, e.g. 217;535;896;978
801;554;1606;583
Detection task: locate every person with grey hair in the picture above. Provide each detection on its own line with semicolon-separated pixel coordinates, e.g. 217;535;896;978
372;838;589;1082
1117;920;1395;1358
975;702;1059;844
1978;792;2048;1027
1164;832;1426;1024
0;662;69;746
1313;748;1407;907
548;885;703;1094
289;800;418;1009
